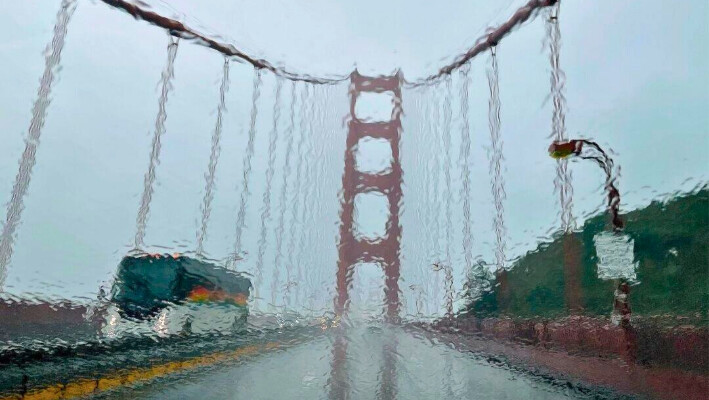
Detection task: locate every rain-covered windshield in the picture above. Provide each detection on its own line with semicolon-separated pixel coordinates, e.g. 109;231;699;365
0;1;707;399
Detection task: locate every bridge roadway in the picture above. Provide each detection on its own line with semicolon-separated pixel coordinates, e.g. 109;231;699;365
2;318;616;400
86;323;597;400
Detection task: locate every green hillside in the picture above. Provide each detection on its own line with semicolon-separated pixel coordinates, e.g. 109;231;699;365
467;188;709;322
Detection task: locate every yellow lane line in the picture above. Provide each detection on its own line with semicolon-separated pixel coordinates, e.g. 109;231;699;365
2;342;280;400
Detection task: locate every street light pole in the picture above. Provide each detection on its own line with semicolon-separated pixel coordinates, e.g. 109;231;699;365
548;139;637;362
549;139;623;231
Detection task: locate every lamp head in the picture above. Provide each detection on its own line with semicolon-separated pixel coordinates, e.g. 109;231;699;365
548;140;581;159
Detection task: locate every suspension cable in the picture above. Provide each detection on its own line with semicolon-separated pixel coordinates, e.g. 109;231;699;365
0;0;78;288
100;0;348;85
134;35;179;250
407;0;558;87
546;1;574;232
100;0;557;87
195;58;230;256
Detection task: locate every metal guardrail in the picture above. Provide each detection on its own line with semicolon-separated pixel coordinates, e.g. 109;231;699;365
0;325;324;400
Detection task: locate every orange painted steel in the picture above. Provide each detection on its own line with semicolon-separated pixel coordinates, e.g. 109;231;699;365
334;71;403;323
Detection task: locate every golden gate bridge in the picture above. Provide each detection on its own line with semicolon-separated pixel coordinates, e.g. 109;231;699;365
0;0;706;399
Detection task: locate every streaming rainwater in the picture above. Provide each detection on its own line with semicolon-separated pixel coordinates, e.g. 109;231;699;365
0;1;706;399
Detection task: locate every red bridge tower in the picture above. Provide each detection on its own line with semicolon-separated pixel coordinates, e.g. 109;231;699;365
335;71;403;323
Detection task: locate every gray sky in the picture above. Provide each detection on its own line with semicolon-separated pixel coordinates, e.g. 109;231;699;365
0;0;707;316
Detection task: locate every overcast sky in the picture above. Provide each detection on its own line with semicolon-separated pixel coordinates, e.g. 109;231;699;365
0;0;706;316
